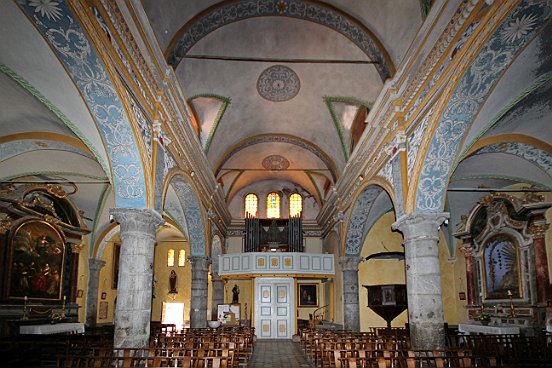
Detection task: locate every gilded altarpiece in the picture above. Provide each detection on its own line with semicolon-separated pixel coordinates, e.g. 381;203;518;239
454;193;551;333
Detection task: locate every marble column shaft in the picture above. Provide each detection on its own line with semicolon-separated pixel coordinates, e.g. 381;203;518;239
110;208;164;349
189;256;210;328
460;240;476;306
211;274;225;320
392;212;448;350
339;255;362;332
530;221;550;304
85;258;105;327
69;243;81;303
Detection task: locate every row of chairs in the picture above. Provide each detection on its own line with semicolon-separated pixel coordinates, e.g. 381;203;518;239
57;326;255;367
59;347;233;367
298;328;499;368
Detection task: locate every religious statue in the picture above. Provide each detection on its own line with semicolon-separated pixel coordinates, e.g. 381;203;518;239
232;284;240;304
169;270;177;294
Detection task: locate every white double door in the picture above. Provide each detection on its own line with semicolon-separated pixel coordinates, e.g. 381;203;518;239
254;277;295;339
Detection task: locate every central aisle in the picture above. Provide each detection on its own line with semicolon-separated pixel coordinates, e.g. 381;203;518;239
248;340;314;368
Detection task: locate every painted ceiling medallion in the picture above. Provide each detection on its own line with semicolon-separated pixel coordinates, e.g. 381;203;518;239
262;155;290;170
257;65;300;102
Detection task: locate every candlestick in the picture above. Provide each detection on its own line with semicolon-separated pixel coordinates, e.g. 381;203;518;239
508;292;515;318
21;296;29;321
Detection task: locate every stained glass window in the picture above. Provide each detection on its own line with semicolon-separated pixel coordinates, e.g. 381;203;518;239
178;249;186;267
289;193;302;217
167;249;175;267
266;192;280;218
245;193;258;217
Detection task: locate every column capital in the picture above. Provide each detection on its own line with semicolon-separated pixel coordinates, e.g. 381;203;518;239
188;255;211;271
529;223;550;239
71;243;85;254
88;258;106;271
392;212;449;241
109;208;164;234
339;255;363;272
459;240;475;257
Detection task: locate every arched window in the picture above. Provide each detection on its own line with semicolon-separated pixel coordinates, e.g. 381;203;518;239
167;249;175;267
245;193;258;218
178;249;186;267
289;193;302;217
266;192;280;218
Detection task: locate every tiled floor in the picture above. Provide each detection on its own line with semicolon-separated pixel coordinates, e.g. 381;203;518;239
248;339;314;368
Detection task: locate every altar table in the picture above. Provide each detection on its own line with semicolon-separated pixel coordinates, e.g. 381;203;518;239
458;323;520;335
20;322;85;335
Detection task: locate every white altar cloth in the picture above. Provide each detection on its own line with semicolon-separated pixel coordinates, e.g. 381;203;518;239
20;322;85;335
458;323;520;335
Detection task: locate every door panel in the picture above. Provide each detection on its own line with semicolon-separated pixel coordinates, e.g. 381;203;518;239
254;277;295;339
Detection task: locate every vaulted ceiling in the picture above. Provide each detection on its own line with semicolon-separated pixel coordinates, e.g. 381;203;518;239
141;0;422;207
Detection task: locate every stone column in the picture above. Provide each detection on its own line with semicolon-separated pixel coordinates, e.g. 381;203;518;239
211;273;225;321
110;208;164;349
529;220;550;304
339;255;362;331
85;258;105;327
392;212;448;350
189;256;210;328
459;240;476;306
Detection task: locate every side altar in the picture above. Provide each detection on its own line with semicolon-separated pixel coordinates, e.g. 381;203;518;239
454;192;552;335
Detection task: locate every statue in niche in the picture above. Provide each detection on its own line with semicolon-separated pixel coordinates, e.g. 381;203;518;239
232;284;240;304
169;270;177;294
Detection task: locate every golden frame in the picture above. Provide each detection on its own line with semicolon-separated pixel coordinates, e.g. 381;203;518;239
6;219;66;301
298;284;318;307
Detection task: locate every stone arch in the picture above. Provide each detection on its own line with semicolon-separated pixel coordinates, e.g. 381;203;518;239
342;181;395;256
20;1;149;208
166;0;394;81
413;1;551;213
163;170;208;256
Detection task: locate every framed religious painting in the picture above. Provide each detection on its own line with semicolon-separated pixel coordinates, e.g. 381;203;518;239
298;284;318;307
482;234;522;299
6;220;66;301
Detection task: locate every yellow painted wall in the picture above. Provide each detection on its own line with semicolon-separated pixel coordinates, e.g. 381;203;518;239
439;231;460;325
225;279;253;321
357;211;461;331
359;211;406;330
323;231;341;324
75;239;89;323
97;240;119;324
151;240;192;323
297;279;326;320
